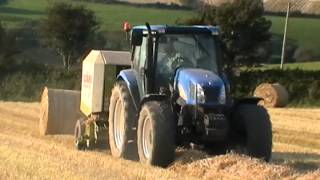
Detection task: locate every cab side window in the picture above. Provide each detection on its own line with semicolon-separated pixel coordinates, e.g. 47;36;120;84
139;37;147;70
133;37;147;71
133;37;147;97
133;45;141;71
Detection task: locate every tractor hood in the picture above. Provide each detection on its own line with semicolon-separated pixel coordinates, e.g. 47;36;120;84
174;68;226;106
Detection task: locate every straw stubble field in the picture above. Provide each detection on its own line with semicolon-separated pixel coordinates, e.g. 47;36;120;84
0;102;319;179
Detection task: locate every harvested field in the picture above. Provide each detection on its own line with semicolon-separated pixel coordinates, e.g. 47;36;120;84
0;101;319;179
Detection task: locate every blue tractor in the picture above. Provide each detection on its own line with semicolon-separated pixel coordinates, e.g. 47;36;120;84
107;24;272;167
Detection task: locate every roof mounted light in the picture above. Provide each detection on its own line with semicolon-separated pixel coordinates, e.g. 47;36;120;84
123;21;132;32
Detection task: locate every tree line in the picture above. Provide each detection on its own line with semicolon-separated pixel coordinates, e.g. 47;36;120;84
0;0;271;71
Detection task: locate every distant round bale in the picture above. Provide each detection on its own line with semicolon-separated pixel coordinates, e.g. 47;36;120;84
254;83;289;108
39;87;83;135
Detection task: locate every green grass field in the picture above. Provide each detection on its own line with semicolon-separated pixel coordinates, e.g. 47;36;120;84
267;16;320;58
261;61;320;71
1;0;320;42
1;0;320;59
0;0;192;31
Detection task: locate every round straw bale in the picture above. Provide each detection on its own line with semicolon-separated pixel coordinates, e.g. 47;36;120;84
40;87;83;135
254;83;289;108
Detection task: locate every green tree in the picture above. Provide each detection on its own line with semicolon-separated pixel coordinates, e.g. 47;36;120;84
41;2;99;70
0;23;4;54
0;0;8;5
179;0;272;71
0;22;19;66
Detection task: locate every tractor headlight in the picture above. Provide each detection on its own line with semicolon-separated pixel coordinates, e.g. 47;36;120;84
196;84;205;104
218;85;226;104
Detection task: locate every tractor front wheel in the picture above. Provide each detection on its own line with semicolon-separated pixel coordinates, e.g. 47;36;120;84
137;101;176;167
231;104;272;161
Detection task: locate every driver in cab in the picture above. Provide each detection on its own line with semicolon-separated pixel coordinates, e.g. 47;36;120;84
157;38;192;76
156;37;194;93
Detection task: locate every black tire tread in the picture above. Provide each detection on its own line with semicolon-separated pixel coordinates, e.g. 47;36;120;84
108;81;138;160
137;101;176;167
233;104;272;161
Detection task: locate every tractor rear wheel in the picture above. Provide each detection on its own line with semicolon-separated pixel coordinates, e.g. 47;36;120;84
137;101;176;167
108;81;138;160
231;104;272;161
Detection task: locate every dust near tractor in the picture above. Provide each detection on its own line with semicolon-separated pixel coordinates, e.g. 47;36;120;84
40;23;272;167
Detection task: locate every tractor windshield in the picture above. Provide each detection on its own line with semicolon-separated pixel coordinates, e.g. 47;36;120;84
156;34;219;79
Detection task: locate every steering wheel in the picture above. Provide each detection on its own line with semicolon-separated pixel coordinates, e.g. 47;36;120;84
158;55;193;83
171;55;193;70
196;56;209;69
169;55;194;82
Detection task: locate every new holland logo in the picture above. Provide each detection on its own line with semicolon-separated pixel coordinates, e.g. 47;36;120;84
83;73;92;88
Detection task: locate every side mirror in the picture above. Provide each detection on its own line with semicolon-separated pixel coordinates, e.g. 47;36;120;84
123;21;132;32
131;29;143;46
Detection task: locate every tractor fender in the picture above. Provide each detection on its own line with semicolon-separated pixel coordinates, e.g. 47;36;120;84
221;73;231;95
140;94;168;110
228;97;263;118
117;70;140;111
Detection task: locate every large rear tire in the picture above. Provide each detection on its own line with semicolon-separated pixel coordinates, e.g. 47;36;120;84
137;101;176;167
108;81;138;160
231;104;272;161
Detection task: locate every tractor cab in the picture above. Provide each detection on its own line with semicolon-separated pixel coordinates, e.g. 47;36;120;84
129;25;228;107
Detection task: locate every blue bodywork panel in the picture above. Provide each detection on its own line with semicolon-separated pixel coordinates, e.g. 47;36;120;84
221;73;231;95
174;68;226;106
118;68;227;108
117;70;168;110
117;69;140;110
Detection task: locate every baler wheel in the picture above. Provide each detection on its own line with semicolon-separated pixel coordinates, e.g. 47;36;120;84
74;118;86;150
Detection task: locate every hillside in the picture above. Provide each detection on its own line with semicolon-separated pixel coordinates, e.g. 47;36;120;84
264;0;320;15
120;0;320;15
1;0;320;64
0;0;192;30
0;101;319;179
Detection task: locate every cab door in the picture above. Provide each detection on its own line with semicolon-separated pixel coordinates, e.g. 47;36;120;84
133;37;148;99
